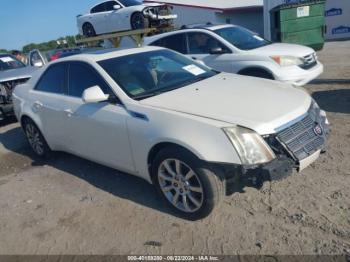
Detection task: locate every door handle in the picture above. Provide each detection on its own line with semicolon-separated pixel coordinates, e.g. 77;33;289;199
34;101;43;108
191;57;197;60
64;109;74;118
32;101;43;112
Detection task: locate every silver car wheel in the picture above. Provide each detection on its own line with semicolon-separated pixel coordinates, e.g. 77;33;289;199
158;159;204;213
25;123;44;156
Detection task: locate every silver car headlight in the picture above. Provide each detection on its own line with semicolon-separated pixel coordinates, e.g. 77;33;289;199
223;126;276;165
271;55;304;67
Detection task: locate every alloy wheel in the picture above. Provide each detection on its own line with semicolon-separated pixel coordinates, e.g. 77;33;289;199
25;123;44;156
158;159;204;213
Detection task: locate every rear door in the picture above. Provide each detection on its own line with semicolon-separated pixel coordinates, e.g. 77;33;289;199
60;61;135;172
29;63;69;150
89;2;109;34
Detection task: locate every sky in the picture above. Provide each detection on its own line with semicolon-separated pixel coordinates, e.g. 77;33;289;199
0;0;104;50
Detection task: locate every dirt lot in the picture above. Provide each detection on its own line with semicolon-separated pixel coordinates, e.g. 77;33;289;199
0;41;349;255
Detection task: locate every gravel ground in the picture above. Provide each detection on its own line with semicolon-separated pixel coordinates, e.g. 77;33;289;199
0;41;349;255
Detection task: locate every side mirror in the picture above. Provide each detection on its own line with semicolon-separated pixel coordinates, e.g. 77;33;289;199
209;47;225;55
82;85;109;103
113;4;121;10
33;61;44;67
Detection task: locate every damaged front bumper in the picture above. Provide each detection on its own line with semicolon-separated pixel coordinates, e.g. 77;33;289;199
213;156;295;195
143;6;178;21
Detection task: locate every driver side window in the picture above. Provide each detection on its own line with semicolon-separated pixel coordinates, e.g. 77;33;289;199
187;33;229;54
91;3;106;13
105;1;120;11
68;62;111;98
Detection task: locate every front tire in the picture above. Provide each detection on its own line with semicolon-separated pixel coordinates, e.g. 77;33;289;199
151;147;225;220
131;12;149;30
23;118;51;158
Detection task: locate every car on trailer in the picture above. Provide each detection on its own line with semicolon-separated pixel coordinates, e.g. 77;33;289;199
77;0;177;37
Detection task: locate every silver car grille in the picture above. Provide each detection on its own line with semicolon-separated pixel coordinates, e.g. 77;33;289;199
276;104;327;161
299;53;317;70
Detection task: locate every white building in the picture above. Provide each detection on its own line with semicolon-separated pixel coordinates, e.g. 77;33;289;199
144;0;265;35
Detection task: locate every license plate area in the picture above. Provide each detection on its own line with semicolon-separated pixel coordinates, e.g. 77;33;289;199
298;150;321;171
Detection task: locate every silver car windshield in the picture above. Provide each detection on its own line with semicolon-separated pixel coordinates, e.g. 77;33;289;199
0;55;26;71
214;26;271;51
98;50;217;100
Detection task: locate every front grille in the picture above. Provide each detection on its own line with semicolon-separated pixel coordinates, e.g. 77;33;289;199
276;105;326;161
299;53;317;70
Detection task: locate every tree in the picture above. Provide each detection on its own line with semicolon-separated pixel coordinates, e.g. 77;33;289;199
22;35;83;53
0;49;8;53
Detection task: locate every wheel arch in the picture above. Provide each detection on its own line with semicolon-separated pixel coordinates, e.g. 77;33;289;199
20;114;42;132
238;66;275;79
147;142;203;177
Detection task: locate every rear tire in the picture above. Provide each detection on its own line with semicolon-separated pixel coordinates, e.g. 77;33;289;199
131;12;149;30
82;23;96;38
22;118;52;158
239;68;274;80
151;147;225;220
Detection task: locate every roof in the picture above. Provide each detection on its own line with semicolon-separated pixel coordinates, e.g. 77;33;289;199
144;24;234;44
143;0;263;11
54;46;163;63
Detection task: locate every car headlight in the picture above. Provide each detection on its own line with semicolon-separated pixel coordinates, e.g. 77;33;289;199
223;126;276;165
271;55;304;67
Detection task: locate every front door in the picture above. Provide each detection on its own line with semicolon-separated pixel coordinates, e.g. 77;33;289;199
61;62;135;173
104;1;128;33
187;32;233;73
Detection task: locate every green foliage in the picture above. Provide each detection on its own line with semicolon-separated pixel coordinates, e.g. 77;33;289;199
22;35;84;53
0;49;8;53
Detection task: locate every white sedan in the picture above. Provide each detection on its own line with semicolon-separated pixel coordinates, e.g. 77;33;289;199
145;24;324;86
13;47;329;219
77;0;177;37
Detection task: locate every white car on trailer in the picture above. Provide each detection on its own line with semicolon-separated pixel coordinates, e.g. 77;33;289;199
77;0;177;37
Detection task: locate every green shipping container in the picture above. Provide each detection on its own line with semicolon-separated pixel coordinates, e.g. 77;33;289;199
270;0;326;51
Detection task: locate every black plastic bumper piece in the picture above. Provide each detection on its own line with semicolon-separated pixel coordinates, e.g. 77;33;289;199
213;156;294;195
0;103;14;121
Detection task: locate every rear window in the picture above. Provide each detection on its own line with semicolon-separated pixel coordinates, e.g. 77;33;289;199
151;34;188;54
35;64;66;94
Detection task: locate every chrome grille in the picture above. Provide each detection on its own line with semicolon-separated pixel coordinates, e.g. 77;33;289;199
276;106;326;161
299;53;317;70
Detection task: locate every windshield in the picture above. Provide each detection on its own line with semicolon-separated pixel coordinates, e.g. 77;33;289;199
98;49;217;100
118;0;141;7
214;26;271;51
0;55;26;71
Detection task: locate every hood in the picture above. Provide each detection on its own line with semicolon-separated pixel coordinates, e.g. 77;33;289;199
251;43;315;57
0;66;37;83
141;73;311;134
